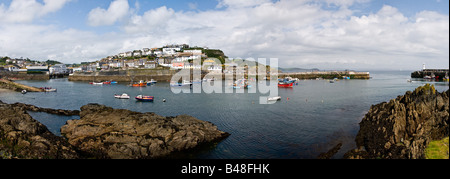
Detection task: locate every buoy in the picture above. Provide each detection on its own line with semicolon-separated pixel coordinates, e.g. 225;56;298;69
163;99;166;102
287;97;289;101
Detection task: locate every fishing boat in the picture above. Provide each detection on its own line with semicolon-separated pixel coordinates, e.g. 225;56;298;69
135;95;154;102
267;96;281;101
278;77;294;88
278;82;294;87
132;80;146;87
114;93;130;99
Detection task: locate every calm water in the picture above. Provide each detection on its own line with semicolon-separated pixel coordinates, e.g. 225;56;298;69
0;71;448;159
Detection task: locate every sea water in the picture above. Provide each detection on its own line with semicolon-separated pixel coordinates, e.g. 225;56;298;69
0;71;448;159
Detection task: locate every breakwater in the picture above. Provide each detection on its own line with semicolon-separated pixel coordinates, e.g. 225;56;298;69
0;78;44;92
411;69;449;80
279;71;370;80
69;69;371;82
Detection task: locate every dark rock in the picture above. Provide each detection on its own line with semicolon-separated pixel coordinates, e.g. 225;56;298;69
0;102;80;159
60;103;230;159
12;102;80;116
344;85;449;159
317;143;342;159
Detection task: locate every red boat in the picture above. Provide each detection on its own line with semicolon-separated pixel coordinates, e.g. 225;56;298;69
135;95;154;102
278;82;294;88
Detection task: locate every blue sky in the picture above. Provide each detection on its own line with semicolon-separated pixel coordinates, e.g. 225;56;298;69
0;0;448;70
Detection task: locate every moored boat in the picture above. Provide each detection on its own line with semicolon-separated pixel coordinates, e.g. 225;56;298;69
115;93;130;99
132;80;146;87
146;79;157;85
90;82;103;85
278;82;294;87
45;88;57;92
267;96;281;101
135;95;154;102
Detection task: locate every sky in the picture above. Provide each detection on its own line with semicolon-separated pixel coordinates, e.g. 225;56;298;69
0;0;448;70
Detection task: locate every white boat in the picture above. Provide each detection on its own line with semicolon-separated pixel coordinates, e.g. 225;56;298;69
45;88;57;92
21;90;27;94
267;96;281;101
147;79;157;85
114;93;130;99
423;75;432;79
90;82;103;85
183;80;192;85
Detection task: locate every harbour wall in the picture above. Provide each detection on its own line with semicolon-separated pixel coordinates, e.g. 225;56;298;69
68;69;179;82
68;69;371;82
0;72;50;80
279;71;370;80
411;69;449;80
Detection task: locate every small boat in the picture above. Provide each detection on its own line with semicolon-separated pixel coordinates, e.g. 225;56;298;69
21;90;27;94
114;93;130;99
423;75;432;79
45;88;57;92
146;79;157;85
329;80;335;83
110;81;118;84
135;95;154;102
90;82;103;85
103;81;111;84
267;96;281;101
278;82;294;87
132;80;146;87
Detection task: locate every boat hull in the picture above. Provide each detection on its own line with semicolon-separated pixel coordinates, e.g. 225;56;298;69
278;83;293;88
135;96;154;102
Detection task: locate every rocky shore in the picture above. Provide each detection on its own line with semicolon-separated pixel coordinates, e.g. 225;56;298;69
344;84;449;159
0;101;229;159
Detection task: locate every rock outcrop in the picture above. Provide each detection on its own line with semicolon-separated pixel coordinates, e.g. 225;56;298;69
344;85;449;159
61;103;230;159
1;101;229;159
0;101;80;159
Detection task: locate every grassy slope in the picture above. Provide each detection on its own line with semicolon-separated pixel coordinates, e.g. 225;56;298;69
425;137;449;159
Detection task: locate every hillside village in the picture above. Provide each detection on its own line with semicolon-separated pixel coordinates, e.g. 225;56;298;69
0;44;234;75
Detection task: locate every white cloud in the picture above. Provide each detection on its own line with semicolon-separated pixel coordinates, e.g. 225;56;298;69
0;0;70;23
87;0;130;26
216;0;273;8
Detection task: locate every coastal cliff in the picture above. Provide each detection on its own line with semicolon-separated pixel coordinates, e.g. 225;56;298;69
0;101;229;159
344;84;449;159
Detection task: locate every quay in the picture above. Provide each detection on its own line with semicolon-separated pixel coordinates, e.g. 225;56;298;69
0;78;44;92
279;71;370;80
411;69;449;80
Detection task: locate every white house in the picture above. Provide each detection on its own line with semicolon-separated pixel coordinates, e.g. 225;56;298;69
163;47;181;56
133;50;142;57
49;64;67;74
183;50;202;55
